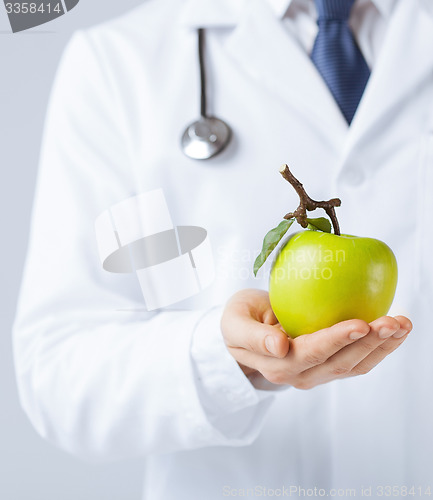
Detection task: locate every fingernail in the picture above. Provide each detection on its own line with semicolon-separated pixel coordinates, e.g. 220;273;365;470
378;327;395;339
350;331;367;340
393;329;408;339
265;336;278;356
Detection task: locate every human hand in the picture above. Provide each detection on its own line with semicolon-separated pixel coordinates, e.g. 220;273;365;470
220;289;412;389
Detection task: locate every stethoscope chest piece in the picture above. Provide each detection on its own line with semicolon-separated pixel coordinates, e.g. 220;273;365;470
181;116;231;160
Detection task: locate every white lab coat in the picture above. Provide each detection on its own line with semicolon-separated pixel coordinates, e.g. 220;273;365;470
13;0;433;498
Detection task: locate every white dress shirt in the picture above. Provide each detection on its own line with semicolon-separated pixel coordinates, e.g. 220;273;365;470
273;0;396;68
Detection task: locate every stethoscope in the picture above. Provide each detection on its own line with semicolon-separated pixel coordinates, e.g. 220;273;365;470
181;29;232;160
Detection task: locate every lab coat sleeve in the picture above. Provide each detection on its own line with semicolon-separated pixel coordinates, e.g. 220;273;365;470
12;30;281;462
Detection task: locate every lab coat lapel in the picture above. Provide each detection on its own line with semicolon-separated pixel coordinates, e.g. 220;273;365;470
340;0;433;166
221;0;348;148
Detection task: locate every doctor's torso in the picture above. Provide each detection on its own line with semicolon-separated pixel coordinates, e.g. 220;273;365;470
67;0;433;497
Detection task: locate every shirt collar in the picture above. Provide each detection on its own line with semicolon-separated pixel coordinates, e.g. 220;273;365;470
266;0;293;18
373;0;398;18
268;0;397;20
179;0;397;28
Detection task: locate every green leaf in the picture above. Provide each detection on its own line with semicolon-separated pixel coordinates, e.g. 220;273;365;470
306;217;332;233
253;219;294;276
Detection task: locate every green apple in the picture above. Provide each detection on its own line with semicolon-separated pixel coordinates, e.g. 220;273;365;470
268;230;398;338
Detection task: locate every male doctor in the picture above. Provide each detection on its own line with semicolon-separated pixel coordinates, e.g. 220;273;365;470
13;0;433;499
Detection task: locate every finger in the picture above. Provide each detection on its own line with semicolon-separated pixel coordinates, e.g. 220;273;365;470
346;330;410;377
288;319;371;371
346;315;413;375
392;315;413;337
297;315;402;385
368;315;402;340
262;307;279;326
223;316;290;358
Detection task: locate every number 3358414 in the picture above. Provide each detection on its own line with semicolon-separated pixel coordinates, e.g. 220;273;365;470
5;3;62;14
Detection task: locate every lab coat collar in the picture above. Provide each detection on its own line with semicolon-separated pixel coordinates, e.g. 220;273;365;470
179;0;243;28
337;0;433;174
179;0;399;28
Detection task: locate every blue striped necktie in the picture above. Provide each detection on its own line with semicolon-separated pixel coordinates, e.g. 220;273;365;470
311;0;370;124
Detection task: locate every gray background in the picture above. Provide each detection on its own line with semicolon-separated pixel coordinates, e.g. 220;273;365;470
0;1;148;498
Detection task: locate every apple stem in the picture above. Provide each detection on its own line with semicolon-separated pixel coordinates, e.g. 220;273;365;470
279;164;342;236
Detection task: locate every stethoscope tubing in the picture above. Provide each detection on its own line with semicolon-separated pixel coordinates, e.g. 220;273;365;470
198;28;207;118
